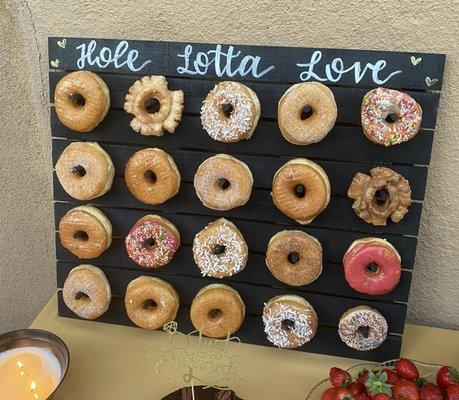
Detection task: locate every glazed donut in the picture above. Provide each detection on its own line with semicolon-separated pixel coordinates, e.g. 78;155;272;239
338;305;388;351
361;87;422;146
55;141;114;200
194;154;253;211
272;158;331;224
193;218;248;278
124;75;184;136
201;81;261;143
125;215;180;268
54;71;110;132
265;230;322;286
190;284;245;338
58;205;112;259
62;264;111;320
348;167;412;226
262;294;318;349
124;276;179;329
125;148;181;205
343;238;401;295
278;82;337;145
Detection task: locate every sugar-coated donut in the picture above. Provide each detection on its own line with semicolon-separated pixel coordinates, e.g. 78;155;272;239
193;218;248;278
125;148;181;205
194;154;253;211
54;71;110;132
262;294;318;349
338;305;388;351
201;81;261;143
343;238;401;295
272;158;331;224
348;167;412;226
190;284;245;338
125;215;180;269
59;205;112;259
55;141;114;200
361;87;422;146
62;264;111;320
265;230;322;286
278;82;337;145
124;276;179;329
124;75;184;136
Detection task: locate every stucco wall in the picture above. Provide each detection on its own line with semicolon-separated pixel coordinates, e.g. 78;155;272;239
1;0;458;332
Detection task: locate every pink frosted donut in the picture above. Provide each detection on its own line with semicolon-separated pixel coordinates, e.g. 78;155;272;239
343;238;401;295
361;87;422;146
125;215;180;268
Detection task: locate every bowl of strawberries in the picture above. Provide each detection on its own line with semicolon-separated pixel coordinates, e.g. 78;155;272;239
307;358;459;400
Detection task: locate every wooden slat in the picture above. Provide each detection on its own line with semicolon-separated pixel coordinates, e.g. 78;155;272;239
52;139;428;200
57;292;402;362
54;202;418;268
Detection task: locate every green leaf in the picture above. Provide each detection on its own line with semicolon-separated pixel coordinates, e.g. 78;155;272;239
379;372;388;383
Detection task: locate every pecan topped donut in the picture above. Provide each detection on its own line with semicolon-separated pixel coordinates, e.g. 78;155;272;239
348;167;412;226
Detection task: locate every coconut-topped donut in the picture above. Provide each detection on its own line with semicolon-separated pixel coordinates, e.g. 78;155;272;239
361;87;422;146
124;75;184;136
338;305;388;351
262;294;318;349
194;154;253;211
201;81;261;142
193;218;248;278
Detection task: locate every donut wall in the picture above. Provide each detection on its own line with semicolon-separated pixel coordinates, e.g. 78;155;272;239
49;37;445;361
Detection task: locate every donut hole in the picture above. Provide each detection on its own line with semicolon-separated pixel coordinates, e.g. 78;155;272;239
143;237;156;249
375;187;389;206
385;112;399;124
73;230;89;241
294;184;306;198
365;262;380;275
142;299;157;310
217;178;231;190
221;103;234;118
212;244;226;255
70;165;86;177
75;291;89;301
68;93;86;108
358;325;371;339
208;308;223;320
287;251;300;264
144;97;161;114
281;319;295;331
144;169;157;184
300;105;314;120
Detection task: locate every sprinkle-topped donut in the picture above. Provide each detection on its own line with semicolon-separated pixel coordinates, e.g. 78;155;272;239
192;218;248;278
361;87;422;146
125;215;180;269
201;81;261;143
338;305;388;351
262;295;318;349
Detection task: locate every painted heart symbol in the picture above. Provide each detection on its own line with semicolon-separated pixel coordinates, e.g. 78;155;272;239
425;76;438;87
50;59;59;68
410;56;422;66
57;38;67;49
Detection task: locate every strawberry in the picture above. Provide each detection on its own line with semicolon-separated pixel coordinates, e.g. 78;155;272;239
420;383;443;400
437;367;459;389
356;395;370;400
396;359;420;381
372;394;392;400
365;371;393;397
349;382;362;396
335;387;355;400
393;379;420;400
330;367;352;388
445;384;459;400
382;368;399;385
358;371;370;392
321;387;338;400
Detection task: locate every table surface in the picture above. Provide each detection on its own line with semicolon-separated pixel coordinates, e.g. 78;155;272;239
31;294;459;400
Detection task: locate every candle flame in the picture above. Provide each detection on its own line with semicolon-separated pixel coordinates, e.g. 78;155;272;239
17;360;24;368
34;394;39;400
30;380;37;391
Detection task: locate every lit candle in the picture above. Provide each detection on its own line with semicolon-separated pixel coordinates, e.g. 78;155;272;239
0;346;61;399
